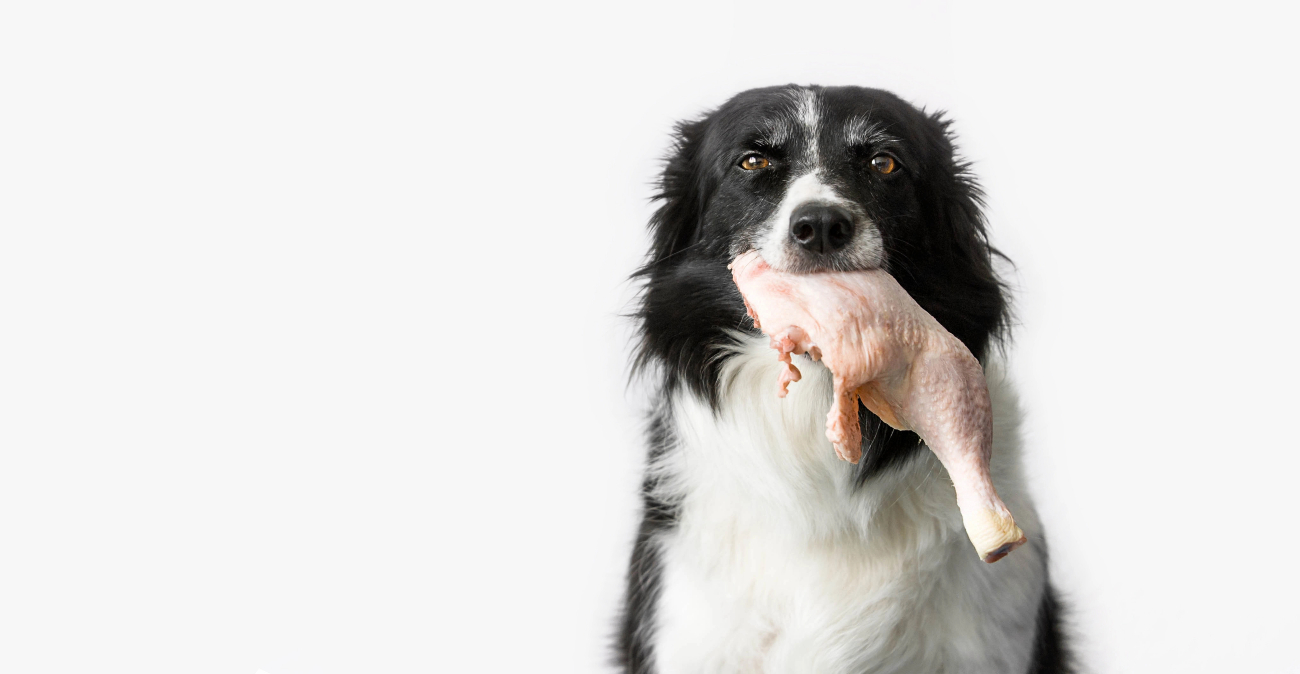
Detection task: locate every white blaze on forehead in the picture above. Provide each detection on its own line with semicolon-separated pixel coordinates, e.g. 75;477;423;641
790;87;822;167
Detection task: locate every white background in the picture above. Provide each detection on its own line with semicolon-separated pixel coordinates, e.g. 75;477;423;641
2;1;1298;672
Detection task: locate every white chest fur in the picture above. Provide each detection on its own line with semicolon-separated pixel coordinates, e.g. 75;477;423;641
647;336;1047;674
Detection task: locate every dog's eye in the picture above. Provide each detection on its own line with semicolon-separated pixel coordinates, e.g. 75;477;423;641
870;155;897;174
739;154;770;170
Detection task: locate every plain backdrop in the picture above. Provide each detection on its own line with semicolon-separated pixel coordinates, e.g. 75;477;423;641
2;1;1298;672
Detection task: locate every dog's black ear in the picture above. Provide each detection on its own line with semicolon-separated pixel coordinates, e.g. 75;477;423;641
642;117;714;271
901;112;1012;362
632;113;747;405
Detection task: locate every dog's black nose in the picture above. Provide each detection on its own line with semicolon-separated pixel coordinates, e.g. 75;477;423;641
789;203;854;254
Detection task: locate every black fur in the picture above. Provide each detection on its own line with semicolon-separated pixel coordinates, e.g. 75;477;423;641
618;85;1069;673
1029;576;1075;673
632;85;1009;430
615;409;677;674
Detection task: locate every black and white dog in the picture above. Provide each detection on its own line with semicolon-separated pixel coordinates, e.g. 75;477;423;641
617;85;1070;673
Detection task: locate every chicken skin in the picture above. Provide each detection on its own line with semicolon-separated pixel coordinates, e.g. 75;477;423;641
729;250;1026;563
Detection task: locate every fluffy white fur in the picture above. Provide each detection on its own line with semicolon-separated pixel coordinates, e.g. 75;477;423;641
645;335;1046;674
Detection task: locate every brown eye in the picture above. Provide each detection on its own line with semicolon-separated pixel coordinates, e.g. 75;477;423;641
870;154;897;174
740;154;770;170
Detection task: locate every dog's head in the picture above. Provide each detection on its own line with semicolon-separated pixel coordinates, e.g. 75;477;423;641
637;85;1008;406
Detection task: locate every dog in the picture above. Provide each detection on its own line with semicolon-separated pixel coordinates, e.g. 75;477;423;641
616;85;1070;673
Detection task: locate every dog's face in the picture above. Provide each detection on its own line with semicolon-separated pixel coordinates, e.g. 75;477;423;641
639;85;1007;407
674;86;974;276
701;86;924;275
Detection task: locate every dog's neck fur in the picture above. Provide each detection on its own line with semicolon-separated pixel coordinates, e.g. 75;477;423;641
644;335;1046;674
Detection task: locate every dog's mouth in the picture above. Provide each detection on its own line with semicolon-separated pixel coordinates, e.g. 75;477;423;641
771;250;885;275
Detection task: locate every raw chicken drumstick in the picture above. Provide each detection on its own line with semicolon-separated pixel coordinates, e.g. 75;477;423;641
729;250;1026;563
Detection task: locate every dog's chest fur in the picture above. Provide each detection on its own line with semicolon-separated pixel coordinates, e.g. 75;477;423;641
645;337;1046;674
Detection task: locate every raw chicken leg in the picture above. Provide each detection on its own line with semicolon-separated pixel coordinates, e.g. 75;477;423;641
729;250;1026;563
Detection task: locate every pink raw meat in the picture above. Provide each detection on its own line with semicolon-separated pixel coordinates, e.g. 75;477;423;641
729;250;1027;563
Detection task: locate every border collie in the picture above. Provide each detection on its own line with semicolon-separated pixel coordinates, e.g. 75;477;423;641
616;85;1070;673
